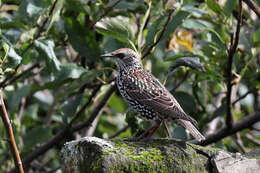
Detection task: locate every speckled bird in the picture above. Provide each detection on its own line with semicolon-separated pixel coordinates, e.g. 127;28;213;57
102;48;205;142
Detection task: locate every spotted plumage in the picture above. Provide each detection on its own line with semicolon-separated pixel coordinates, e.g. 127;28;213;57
102;48;205;141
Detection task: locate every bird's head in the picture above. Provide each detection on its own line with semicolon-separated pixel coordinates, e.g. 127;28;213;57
101;48;143;71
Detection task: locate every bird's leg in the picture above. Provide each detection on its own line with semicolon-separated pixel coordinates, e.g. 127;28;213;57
138;120;161;140
163;120;172;138
125;120;161;141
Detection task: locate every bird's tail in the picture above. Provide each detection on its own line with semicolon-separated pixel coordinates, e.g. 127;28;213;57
176;119;205;142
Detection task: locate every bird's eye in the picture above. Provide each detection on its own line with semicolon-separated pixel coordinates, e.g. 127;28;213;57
116;53;125;59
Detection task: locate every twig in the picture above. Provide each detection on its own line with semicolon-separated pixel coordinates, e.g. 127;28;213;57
252;126;260;131
170;71;189;93
90;0;121;28
109;125;129;139
34;0;59;39
18;97;26;123
235;132;247;153
71;84;116;132
243;0;260;18
0;90;24;173
232;88;256;106
246;133;260;146
0;63;40;89
11;84;115;171
193;112;260;146
142;10;174;59
69;84;102;125
226;0;243;128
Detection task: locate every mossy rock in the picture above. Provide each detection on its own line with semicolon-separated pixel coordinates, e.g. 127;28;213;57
61;137;209;173
61;137;260;173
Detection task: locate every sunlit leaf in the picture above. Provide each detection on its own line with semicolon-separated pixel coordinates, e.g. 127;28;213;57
253;28;260;44
108;93;128;113
47;0;64;32
96;16;137;43
1;43;22;68
18;0;52;24
182;19;211;30
34;39;61;71
182;3;208;18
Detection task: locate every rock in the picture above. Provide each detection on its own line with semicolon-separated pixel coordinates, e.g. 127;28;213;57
61;137;260;173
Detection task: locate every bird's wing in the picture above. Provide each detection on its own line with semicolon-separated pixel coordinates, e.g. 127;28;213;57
124;70;197;125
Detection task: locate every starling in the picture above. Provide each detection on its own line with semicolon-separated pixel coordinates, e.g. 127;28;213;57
102;48;205;142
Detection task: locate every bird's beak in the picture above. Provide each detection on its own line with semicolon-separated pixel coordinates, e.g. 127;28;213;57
101;52;114;58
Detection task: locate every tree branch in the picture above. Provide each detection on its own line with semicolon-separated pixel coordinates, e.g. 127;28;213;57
193;112;260;146
109;125;129;139
170;71;189;93
71;84;116;132
14;84;115;171
226;0;243;128
246;133;260;146
232;88;256;106
0;90;24;173
243;0;260;18
142;10;174;59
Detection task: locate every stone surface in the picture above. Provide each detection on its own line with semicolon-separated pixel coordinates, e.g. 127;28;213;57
61;137;260;173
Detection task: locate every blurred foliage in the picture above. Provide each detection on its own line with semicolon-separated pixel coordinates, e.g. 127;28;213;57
0;0;260;172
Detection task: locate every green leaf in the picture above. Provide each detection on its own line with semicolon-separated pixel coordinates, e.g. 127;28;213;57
182;3;208;18
96;16;137;44
34;39;61;71
46;0;64;32
7;47;22;67
61;94;82;123
6;85;31;111
164;10;190;40
173;91;196;114
253;28;260;44
223;0;237;16
206;0;223;14
23;126;52;153
182;19;212;30
0;21;27;30
22;104;39;127
137;1;151;49
1;43;22;68
108;93;128;113
54;63;87;82
64;18;100;61
18;0;52;24
168;57;205;74
146;16;165;46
